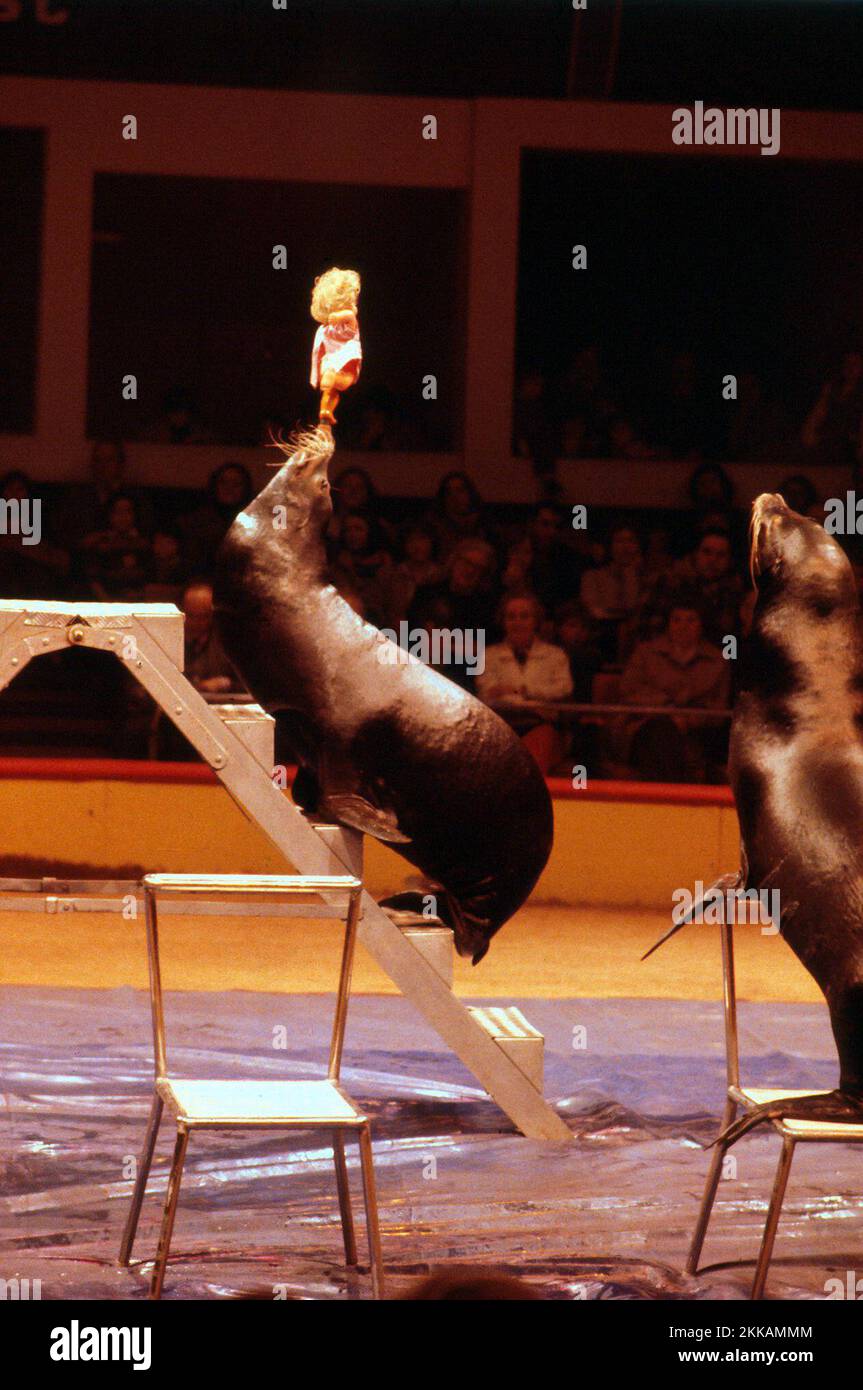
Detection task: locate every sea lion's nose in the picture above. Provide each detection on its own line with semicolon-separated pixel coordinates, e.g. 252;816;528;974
756;492;789;516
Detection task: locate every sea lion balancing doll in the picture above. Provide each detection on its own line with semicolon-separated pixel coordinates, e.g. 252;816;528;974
310;267;362;430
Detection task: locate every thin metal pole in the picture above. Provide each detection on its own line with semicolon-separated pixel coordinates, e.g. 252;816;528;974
358;1124;384;1300
149;1126;189;1300
332;1131;358;1267
752;1137;795;1300
329;887;361;1081
119;1093;164;1265
145;886;168;1079
686;1097;737;1275
721;917;740;1091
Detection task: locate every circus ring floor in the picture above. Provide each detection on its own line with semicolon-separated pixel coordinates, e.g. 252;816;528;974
3;894;858;1302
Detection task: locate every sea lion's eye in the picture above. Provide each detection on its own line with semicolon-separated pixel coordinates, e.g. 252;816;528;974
319;478;329;491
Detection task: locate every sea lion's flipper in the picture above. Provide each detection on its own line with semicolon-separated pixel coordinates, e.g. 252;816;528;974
712;1089;863;1150
379;889;492;964
321;791;411;844
641;870;744;961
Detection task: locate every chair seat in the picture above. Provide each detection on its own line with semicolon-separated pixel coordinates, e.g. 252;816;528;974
780;1117;863;1138
157;1078;365;1125
740;1086;830;1107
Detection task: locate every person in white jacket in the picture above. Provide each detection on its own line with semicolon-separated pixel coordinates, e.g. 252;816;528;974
476;591;573;773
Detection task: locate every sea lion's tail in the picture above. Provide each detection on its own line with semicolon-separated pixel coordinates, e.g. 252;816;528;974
711;1089;863;1150
640;870;744;962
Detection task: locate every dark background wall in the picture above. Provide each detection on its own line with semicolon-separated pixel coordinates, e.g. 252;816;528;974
2;0;861;110
0;127;44;433
87;174;466;447
518;150;863;412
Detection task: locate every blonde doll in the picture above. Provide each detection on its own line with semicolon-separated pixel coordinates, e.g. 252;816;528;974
310;267;362;428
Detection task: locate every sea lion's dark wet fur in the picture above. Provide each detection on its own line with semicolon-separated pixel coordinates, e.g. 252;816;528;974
212;429;553;964
721;493;863;1141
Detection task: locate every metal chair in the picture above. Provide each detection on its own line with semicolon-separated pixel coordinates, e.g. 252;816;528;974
119;872;384;1299
687;910;863;1298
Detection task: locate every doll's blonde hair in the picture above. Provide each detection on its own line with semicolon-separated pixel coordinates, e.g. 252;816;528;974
311;267;361;324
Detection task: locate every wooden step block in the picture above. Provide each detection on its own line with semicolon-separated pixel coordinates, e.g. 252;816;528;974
400;924;454;987
212;702;274;771
468;1005;544;1091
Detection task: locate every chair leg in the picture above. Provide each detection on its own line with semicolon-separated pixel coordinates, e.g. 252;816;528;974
149;1125;189;1300
332;1130;358;1266
686;1098;737;1275
119;1092;164;1266
357;1123;384;1300
751;1135;795;1301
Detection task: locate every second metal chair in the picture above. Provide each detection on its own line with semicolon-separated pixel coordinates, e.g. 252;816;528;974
119;872;383;1299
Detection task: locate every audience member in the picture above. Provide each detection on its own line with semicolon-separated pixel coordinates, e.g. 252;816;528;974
663;528;743;646
514;368;561;493
81;493;151;600
0;470;70;597
476;591;573;773
144;528;187;604
554;600;604;702
181;580;239;694
801;349;863;472
143;386;216;445
60;439;154;549
426;471;492;560
579;522;648;660
618;600;730;782
524;503;584;614
388;523;444;624
408;537;499;642
776;473;817;517
328;510;395;626
178;461;253;575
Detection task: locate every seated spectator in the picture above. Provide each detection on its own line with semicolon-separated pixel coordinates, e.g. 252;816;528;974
655;528;743;646
556;344;616;459
685;462;736;541
476;591;573;774
182;580;239;695
81;493;151;600
554;598;603;774
408;537;499;644
328;465;392;547
142;386;216;445
524;503;584;614
178;461;253;576
579;522;648;661
60;439;154;553
144;528;187;604
608;415;656;460
387;523;444;624
618;600;730;783
426;471;492;561
328;510;395;626
352;390;402;451
501;537;534;596
776;473;817;517
801;349;863;471
514;367;561;495
554;600;604;702
0;470;70;598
